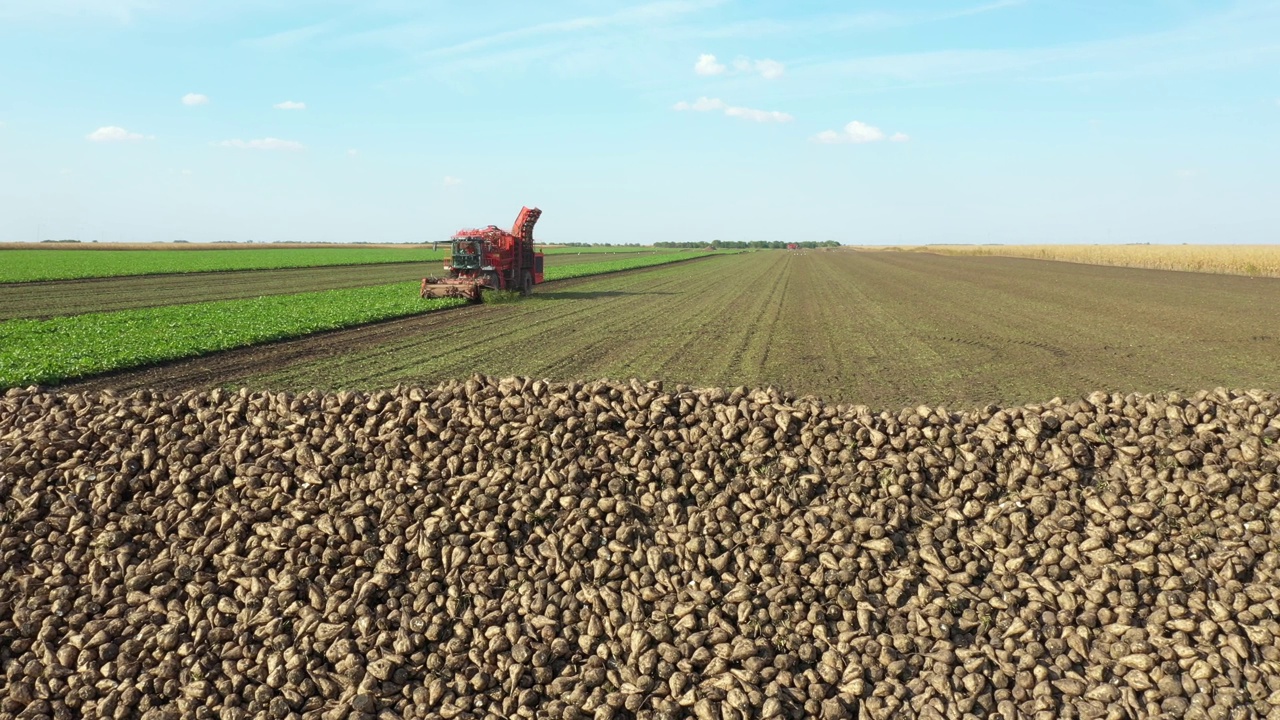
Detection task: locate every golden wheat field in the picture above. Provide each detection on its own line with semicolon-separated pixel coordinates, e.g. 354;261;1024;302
894;244;1280;278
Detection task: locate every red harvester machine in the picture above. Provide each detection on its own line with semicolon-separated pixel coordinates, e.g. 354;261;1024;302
420;207;546;302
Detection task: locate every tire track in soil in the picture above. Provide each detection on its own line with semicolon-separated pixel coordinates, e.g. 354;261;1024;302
235;265;722;389
503;264;733;381
518;257;764;384
647;254;786;385
733;254;792;381
777;256;860;392
349;261;730;386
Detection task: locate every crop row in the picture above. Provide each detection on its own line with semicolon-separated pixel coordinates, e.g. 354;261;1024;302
0;252;718;387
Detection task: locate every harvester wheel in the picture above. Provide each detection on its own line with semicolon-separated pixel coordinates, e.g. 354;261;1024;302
521;271;533;297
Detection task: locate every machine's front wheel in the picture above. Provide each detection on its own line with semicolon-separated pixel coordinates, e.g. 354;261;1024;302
520;271;533;296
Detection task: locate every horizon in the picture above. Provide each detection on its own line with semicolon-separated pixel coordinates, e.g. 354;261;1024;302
1;0;1277;245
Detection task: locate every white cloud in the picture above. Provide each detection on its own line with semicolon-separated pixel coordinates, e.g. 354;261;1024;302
695;53;726;75
673;97;724;112
181;169;193;175
725;106;792;123
754;59;785;79
814;121;911;144
714;54;785;79
182;93;209;106
1176;169;1198;179
443;176;463;186
347;149;359;157
673;96;792;123
218;138;305;151
274;100;306;110
86;126;151;142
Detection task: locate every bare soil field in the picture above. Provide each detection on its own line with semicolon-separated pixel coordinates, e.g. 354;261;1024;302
0;253;638;320
64;252;1280;409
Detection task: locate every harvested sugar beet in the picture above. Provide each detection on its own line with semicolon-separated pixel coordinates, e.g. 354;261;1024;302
1;379;1278;719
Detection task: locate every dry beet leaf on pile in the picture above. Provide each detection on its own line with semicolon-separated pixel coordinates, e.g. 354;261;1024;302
1;378;1279;720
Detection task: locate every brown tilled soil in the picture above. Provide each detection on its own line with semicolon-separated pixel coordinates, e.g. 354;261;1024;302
62;252;1280;410
0;254;640;320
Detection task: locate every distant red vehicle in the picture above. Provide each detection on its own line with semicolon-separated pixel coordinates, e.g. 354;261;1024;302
421;207;545;301
786;243;800;250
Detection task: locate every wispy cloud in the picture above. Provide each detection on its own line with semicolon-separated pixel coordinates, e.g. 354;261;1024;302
219;138;305;151
182;93;209;106
443;176;463;186
750;58;785;80
0;0;155;24
245;21;338;50
404;0;727;60
347;149;359;157
814;121;909;144
794;2;1280;88
695;53;725;76
673;97;793;123
87;126;151;142
661;0;1025;40
274;100;306;110
696;54;786;79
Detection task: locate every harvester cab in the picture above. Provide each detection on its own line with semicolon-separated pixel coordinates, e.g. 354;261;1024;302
421;207;546;302
450;240;481;271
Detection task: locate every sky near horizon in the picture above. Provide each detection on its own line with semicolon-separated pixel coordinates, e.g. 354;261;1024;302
0;1;1277;245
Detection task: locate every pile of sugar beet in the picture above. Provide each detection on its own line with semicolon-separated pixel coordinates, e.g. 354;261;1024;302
2;378;1279;720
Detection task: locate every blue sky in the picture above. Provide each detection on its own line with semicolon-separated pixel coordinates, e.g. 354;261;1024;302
1;0;1277;245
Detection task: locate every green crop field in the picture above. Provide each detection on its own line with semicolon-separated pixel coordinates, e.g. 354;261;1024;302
0;285;466;387
0;247;451;283
0;251;718;387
